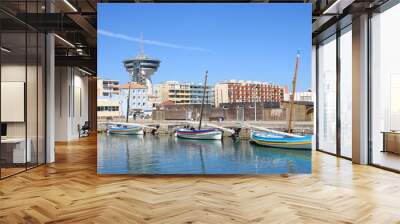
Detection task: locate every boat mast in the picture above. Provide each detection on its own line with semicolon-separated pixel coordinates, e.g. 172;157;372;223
288;51;300;133
198;70;208;130
126;81;132;123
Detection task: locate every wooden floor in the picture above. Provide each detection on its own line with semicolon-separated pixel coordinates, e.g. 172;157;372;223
1;135;400;224
373;151;400;171
1;167;26;178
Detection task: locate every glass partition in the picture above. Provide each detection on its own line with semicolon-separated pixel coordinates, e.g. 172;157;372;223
27;31;38;169
317;35;337;154
38;32;45;165
0;1;46;179
1;30;28;177
339;26;352;158
370;3;400;171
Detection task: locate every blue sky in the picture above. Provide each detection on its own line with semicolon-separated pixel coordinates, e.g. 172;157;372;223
98;3;312;90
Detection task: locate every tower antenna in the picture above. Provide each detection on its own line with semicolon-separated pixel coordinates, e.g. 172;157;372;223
139;32;145;56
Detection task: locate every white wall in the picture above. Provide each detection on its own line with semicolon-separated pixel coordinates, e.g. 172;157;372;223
54;67;89;141
71;73;89;138
1;65;26;140
1;63;47;164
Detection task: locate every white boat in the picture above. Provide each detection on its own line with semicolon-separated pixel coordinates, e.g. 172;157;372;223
174;71;223;141
175;128;223;140
108;125;144;135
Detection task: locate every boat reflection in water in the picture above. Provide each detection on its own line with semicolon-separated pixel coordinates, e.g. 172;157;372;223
97;133;311;174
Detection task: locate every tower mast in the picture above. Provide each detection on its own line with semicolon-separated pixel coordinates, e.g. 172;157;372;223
139;32;145;56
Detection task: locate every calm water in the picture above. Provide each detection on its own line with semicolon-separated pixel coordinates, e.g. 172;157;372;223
97;133;311;174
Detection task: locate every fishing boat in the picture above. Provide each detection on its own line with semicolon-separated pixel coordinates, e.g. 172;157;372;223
250;52;312;150
175;128;222;140
250;131;311;150
107;81;144;135
108;125;144;135
175;71;223;140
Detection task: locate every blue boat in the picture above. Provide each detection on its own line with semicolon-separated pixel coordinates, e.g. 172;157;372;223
250;131;312;150
250;52;312;150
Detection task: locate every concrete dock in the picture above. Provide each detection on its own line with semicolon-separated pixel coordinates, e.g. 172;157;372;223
97;120;313;139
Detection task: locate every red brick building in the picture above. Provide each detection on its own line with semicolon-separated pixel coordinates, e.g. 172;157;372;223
214;81;284;106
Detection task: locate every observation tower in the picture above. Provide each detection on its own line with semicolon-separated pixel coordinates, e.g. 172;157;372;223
123;34;161;94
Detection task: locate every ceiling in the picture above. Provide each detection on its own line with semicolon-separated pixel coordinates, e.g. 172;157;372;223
1;0;394;74
0;0;97;74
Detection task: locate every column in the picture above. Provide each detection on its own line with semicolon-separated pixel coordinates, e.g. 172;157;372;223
46;32;55;163
352;14;369;164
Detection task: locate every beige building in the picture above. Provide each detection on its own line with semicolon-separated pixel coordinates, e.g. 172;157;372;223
155;81;214;105
97;79;120;97
214;83;230;106
97;98;122;118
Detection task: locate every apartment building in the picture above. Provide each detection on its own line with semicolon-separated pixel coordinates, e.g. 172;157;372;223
97;79;120;97
156;81;214;105
214;80;284;106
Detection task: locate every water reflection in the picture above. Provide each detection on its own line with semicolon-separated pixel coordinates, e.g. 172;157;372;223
97;133;311;174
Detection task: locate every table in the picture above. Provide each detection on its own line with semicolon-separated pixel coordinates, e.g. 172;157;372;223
1;138;31;163
382;131;400;154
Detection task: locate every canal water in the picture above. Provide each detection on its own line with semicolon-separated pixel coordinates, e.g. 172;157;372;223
97;133;311;174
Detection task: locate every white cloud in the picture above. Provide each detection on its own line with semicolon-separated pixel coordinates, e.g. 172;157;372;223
98;29;214;53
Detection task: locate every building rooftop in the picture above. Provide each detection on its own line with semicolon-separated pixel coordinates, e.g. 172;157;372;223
118;83;147;89
158;80;213;86
160;100;176;106
101;79;119;82
217;80;281;86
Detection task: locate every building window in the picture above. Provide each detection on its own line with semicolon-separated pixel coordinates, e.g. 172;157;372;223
317;34;337;154
370;4;400;171
340;26;352;158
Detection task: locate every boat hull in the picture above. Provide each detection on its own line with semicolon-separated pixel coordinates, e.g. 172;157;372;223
175;129;222;140
251;132;312;150
108;126;144;135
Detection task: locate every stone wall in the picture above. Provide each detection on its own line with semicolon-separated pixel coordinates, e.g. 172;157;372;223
152;102;313;121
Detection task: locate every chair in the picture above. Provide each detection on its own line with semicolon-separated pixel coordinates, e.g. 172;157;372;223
79;121;90;138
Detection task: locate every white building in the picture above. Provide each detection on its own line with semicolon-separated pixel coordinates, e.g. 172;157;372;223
119;83;152;118
284;88;314;102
